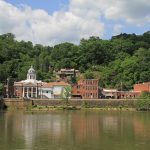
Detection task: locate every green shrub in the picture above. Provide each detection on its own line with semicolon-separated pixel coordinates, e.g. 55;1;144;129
81;101;89;108
136;92;150;111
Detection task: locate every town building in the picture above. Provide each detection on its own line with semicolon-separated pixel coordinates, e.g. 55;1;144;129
101;88;140;99
40;81;70;99
72;79;99;99
56;68;80;82
14;66;44;98
14;66;71;99
134;82;150;93
101;89;118;99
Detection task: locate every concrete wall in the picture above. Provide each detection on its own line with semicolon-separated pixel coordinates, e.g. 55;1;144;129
3;98;137;109
4;98;32;109
32;99;136;108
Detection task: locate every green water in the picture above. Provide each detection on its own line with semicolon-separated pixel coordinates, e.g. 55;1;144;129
0;110;150;150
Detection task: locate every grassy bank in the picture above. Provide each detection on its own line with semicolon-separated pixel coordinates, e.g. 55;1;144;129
27;104;136;112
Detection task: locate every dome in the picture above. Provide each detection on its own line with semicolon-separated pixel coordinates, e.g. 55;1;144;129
28;66;36;74
27;66;36;80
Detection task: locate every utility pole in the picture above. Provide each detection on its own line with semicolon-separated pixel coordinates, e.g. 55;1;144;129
6;78;9;98
121;81;122;99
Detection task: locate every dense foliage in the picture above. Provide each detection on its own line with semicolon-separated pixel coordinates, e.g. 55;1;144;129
0;32;150;90
136;92;150;111
0;83;4;96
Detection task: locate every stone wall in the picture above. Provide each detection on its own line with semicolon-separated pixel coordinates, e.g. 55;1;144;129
32;99;136;108
3;98;137;109
4;98;32;109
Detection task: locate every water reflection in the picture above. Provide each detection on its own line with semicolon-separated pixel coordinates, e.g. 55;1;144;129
0;111;150;150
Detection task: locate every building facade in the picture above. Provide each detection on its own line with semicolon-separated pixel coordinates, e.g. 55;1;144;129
134;82;150;93
72;79;99;99
40;81;70;99
56;68;80;82
14;66;44;98
101;88;140;99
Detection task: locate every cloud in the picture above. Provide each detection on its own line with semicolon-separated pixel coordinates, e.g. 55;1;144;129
0;0;149;45
70;0;150;25
113;24;124;36
0;0;104;45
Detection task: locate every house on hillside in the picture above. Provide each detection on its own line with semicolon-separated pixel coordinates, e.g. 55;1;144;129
56;68;80;82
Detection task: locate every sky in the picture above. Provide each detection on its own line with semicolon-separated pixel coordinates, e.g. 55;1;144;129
0;0;149;45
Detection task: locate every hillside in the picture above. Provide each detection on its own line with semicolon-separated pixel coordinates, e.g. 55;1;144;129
0;32;150;90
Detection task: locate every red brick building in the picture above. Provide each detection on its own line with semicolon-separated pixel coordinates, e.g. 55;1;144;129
134;82;150;93
116;91;140;99
72;79;99;99
101;89;140;99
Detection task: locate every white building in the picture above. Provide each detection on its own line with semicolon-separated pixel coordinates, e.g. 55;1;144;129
14;66;71;99
40;81;70;99
14;66;44;98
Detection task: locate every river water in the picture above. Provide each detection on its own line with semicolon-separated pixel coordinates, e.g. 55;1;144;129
0;110;150;150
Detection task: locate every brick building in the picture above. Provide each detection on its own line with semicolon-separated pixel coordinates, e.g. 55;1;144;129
116;91;140;99
134;82;150;93
101;88;140;99
72;79;99;99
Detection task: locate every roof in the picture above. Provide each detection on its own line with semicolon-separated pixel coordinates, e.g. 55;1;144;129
77;79;99;85
134;82;150;85
42;81;70;88
103;88;118;92
57;69;79;74
14;79;43;86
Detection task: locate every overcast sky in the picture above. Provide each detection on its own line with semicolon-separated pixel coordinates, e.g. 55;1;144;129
0;0;149;45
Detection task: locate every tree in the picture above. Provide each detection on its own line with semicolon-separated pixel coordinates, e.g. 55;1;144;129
61;86;71;106
136;92;150;111
0;31;149;91
84;70;94;79
0;83;4;96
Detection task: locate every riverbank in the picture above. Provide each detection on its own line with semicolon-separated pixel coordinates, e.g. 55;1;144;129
3;98;137;111
29;105;136;112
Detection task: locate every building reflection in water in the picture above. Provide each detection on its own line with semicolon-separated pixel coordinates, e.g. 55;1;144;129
1;111;150;150
3;111;72;149
71;112;101;143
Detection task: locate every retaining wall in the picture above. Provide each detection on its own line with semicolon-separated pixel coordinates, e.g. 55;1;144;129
4;98;32;109
3;98;137;109
32;99;136;108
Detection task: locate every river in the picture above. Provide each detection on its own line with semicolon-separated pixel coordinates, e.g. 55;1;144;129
0;110;150;150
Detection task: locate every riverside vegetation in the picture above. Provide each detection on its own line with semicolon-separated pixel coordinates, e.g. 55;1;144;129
136;92;150;111
0;31;150;92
